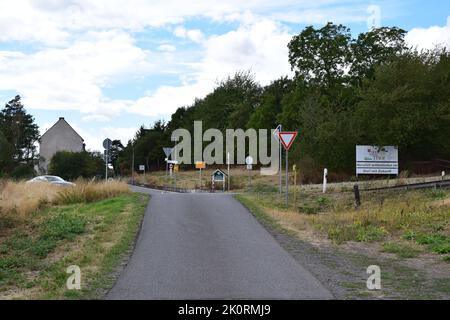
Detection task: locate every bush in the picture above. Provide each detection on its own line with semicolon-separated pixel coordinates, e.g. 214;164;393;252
49;151;104;180
11;164;36;179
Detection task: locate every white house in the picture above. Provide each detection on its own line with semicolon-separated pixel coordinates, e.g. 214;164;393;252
39;117;85;173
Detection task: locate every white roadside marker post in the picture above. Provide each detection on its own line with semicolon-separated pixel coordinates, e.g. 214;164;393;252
323;168;328;193
227;152;230;191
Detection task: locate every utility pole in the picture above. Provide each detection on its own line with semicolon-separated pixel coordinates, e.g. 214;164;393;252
131;144;135;185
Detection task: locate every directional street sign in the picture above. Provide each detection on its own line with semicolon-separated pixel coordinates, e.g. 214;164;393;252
278;132;298;150
195;161;206;169
102;138;112;181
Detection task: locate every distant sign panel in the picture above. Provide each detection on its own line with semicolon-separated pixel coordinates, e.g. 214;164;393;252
356;146;398;175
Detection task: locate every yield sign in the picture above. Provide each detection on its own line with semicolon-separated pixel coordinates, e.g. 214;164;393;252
163;147;173;158
278;131;298;150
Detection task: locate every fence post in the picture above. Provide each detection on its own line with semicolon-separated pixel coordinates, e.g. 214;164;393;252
354;184;361;208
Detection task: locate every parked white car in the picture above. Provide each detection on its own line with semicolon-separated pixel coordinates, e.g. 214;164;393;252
27;175;75;187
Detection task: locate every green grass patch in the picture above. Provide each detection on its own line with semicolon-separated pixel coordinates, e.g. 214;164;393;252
403;231;450;254
234;194;280;230
0;193;148;299
382;242;421;258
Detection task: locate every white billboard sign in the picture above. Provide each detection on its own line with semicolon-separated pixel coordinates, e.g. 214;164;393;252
356;146;398;175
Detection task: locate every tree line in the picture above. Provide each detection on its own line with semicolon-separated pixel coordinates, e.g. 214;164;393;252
1;22;449;181
117;23;450;181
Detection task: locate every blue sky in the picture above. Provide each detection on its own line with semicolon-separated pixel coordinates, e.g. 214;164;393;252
0;0;449;150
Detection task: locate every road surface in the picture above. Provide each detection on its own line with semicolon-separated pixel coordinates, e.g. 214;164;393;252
106;186;333;299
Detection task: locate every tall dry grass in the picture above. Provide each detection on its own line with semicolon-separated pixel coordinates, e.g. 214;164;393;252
0;180;130;220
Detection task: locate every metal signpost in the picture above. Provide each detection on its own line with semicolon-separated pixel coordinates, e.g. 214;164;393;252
278;131;298;206
293;164;297;205
103;138;112;182
195;161;206;188
273;125;282;194
163;147;173;176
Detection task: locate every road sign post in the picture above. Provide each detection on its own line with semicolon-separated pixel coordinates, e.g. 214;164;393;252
195;161;206;188
273;125;282;194
163;147;173;177
278;131;298;207
293;164;297;205
103;138;112;182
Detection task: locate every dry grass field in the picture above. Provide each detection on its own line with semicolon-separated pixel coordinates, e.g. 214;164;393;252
0;180;130;222
0;180;146;299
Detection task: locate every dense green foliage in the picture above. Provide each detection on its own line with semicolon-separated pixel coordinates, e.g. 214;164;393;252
116;23;449;179
49;151;105;180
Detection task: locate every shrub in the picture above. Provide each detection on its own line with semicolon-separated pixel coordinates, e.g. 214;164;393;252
49;151;104;181
11;165;36;179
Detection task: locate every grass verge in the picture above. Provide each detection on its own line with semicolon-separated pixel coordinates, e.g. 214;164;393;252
0;193;148;299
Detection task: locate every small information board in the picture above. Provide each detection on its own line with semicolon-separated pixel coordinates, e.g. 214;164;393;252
211;169;227;191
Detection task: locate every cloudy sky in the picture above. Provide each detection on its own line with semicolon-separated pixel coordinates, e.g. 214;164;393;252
0;0;449;151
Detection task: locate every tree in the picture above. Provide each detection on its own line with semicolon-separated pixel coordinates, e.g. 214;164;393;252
0;130;14;176
110;140;124;175
0;95;40;166
354;49;450;162
247;77;292;129
288;23;352;87
350;27;407;83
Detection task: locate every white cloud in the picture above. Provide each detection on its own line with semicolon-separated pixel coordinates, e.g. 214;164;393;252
0;1;363;44
406;17;450;50
130;17;293;117
0;30;150;119
200;17;292;85
157;44;177;52
174;26;205;43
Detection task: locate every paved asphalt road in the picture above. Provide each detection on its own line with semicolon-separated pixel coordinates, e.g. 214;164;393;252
106;186;333;299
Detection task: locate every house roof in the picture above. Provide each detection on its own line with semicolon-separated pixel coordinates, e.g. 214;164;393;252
40;117;84;142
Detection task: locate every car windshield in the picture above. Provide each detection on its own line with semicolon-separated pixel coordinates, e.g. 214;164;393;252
45;176;65;182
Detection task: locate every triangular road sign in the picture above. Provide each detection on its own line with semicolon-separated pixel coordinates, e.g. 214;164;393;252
163;147;173;158
278;131;298;150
